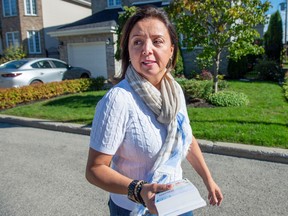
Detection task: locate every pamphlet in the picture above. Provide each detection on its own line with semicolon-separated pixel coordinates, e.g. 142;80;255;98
155;178;206;216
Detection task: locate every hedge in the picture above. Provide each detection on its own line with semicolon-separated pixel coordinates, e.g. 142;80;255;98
0;77;105;110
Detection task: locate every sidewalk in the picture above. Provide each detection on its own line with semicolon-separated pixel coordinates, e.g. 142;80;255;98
1;114;288;164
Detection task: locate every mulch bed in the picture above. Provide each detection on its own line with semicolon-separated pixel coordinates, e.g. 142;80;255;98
186;98;215;108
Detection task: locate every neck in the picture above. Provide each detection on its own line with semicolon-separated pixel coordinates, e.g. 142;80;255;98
155;82;161;90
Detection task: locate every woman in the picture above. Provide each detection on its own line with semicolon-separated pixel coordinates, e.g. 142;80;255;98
86;6;223;216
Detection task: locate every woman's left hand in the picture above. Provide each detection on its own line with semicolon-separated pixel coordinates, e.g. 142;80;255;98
205;178;223;206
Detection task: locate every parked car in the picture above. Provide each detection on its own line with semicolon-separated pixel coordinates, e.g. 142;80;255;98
0;58;91;88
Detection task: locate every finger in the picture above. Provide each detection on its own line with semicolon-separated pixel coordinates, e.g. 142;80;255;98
146;202;158;215
208;193;212;200
210;198;216;205
154;183;173;193
209;192;218;206
216;192;223;206
208;192;215;205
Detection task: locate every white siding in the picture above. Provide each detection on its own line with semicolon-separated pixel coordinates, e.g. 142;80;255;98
41;0;91;57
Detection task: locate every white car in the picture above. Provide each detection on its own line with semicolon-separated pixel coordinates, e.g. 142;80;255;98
0;58;91;88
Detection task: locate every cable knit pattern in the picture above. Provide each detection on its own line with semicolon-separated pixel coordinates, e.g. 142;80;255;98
89;79;192;212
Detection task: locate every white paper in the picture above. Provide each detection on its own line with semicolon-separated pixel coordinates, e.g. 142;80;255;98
155;178;206;216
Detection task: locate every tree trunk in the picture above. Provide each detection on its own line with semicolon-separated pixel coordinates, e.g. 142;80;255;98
213;50;221;93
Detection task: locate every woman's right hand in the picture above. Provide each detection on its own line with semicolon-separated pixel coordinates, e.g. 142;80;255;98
140;183;173;214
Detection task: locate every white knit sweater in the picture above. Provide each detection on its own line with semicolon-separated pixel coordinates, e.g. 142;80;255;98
90;79;192;211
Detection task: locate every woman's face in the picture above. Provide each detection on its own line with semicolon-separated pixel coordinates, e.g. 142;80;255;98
128;18;174;88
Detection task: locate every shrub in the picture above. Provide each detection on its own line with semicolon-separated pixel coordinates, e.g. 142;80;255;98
198;69;213;80
283;76;288;101
0;77;105;110
91;76;105;90
227;57;248;79
253;59;282;81
0;46;26;64
188;69;213;80
208;91;249;107
244;71;260;80
177;79;228;103
178;80;213;103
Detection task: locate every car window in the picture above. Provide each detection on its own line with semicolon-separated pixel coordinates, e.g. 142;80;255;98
32;60;52;69
52;60;67;69
0;60;28;69
31;62;41;68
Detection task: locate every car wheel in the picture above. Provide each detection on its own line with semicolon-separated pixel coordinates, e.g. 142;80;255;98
30;80;43;85
80;73;90;78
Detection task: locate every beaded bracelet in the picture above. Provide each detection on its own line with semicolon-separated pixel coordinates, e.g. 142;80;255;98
134;180;146;206
128;180;139;202
127;180;147;206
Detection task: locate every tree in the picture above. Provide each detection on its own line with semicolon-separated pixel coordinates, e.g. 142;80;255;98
264;11;283;63
167;0;270;92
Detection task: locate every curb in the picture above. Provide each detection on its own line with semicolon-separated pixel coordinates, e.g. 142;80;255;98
198;139;288;164
0;114;91;136
1;114;288;164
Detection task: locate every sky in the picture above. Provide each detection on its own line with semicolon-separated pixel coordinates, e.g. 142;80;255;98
265;0;285;14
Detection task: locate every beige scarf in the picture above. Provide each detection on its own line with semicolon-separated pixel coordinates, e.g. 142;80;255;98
126;65;188;182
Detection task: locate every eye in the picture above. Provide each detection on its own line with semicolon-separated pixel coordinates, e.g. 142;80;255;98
133;39;143;46
153;38;164;46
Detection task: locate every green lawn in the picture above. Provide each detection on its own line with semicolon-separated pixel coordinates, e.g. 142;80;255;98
1;81;288;149
189;81;288;148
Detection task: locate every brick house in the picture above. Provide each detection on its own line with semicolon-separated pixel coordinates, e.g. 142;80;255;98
0;0;91;58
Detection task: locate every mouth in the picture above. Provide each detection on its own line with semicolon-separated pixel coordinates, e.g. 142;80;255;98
142;60;157;66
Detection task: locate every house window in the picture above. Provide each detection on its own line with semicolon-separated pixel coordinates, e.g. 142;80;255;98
6;32;20;48
108;0;121;7
2;0;17;17
27;31;41;54
25;0;37;15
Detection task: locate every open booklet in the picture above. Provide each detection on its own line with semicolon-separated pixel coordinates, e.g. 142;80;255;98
155;178;206;216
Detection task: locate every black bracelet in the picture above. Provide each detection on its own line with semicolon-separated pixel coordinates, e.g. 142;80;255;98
135;180;147;206
128;180;138;202
127;180;147;206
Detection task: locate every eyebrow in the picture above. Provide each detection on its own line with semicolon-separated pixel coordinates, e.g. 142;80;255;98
130;33;165;38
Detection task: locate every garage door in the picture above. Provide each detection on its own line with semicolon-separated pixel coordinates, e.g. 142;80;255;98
68;42;107;78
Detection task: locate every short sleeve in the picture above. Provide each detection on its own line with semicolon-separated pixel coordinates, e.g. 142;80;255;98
90;87;128;155
177;82;193;145
177;82;190;123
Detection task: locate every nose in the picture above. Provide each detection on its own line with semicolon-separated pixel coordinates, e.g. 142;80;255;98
142;40;153;55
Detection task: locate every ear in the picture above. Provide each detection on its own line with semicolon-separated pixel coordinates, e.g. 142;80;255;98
170;44;174;56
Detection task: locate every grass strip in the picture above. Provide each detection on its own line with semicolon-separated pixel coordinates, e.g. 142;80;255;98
1;82;287;148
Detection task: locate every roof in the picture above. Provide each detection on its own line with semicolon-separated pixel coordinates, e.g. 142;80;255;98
68;0;91;7
54;1;167;34
59;8;122;30
132;1;164;7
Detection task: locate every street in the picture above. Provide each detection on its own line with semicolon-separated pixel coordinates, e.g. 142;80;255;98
0;123;287;216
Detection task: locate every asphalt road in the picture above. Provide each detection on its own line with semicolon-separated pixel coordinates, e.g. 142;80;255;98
0;123;287;216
